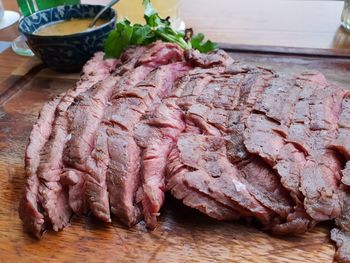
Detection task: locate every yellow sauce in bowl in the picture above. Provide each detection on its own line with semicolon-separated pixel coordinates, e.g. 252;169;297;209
34;18;108;36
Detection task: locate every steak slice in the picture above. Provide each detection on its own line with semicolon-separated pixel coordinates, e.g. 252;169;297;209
289;77;344;221
166;143;241;220
184;49;234;68
239;158;293;219
342;163;350;186
19;94;63;238
63;46;146;170
336;186;350;232
104;62;190;227
226;65;275;162
19;52;118;237
84;43;188;225
330;92;350;187
134;101;187;228
243;114;311;231
329;92;350;261
36;54;119;232
60;169;87;214
171;134;275;224
331;228;350;263
63;45;162;222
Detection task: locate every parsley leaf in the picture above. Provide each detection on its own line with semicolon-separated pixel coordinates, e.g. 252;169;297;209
191;33;218;53
104;0;218;58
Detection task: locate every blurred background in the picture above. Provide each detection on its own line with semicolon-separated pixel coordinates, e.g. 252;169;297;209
0;0;349;55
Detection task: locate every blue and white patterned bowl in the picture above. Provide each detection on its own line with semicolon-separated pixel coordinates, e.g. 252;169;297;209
18;4;116;72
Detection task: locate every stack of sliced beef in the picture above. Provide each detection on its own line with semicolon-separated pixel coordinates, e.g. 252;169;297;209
19;41;350;262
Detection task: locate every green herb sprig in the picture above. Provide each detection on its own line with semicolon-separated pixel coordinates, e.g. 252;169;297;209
104;0;218;58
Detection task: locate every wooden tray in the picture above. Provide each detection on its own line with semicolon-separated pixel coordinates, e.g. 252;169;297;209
1;48;349;263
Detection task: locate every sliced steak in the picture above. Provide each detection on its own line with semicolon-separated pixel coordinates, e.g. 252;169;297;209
134;101;187;228
21;43;350;248
333;187;350;262
105;129;142;226
292;77;344;221
166;143;241;220
244;72;345;225
226;65;275;162
330;92;350;185
63;46;146;169
164;62;298;228
244;113;286;165
300;151;342;221
83;43;189;225
19;94;63;238
167;134;275;224
331;228;350;263
184;49;234;68
239;158;293;219
243;113;311;231
104;62;190;227
63;45;158;222
60;169;87;214
36;54;119;232
19;52;118;237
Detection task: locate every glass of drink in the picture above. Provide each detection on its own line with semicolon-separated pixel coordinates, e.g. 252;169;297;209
113;0;183;29
13;0;80;56
341;0;350;31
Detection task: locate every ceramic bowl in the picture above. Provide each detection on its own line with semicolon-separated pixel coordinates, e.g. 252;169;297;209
18;4;116;72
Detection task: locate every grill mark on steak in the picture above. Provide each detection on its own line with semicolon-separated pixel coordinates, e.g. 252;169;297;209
19;94;63;238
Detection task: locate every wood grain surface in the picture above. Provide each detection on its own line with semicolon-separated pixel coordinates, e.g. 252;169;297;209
0;50;349;263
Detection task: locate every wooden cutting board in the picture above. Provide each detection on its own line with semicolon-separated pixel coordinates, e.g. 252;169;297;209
1;48;349;263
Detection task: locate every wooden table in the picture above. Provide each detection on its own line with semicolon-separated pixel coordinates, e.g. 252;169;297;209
0;1;350;263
